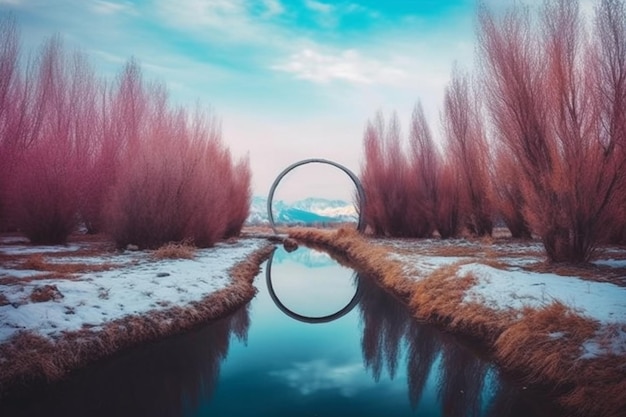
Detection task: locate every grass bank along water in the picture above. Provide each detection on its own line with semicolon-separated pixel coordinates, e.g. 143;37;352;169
0;234;275;399
287;227;626;417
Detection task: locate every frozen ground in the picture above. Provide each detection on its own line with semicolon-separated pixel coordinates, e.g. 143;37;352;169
1;233;625;361
0;235;266;345
377;237;626;359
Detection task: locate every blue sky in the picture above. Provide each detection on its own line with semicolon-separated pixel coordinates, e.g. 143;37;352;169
1;0;533;201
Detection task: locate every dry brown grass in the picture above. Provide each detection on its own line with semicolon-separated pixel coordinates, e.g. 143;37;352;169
409;265;511;341
152;241;196;260
496;302;598;384
495;302;626;417
15;254;119;275
0;242;275;399
374;235;545;263
0;272;79;285
20;254;46;270
29;285;64;303
288;227;626;417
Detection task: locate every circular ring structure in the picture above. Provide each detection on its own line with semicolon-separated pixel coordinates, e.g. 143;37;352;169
265;248;362;324
267;158;366;234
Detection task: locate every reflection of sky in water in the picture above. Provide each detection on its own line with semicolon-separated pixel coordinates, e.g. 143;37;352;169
269;247;358;317
193;246;507;417
270;245;338;268
1;247;555;417
269;359;372;396
195;247;426;416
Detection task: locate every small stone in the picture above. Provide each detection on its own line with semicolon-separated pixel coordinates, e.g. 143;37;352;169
126;244;139;251
156;272;170;278
283;238;299;253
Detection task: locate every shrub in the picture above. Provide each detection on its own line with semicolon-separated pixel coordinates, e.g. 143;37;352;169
478;0;626;262
442;66;493;237
0;15;21;231
407;102;439;237
105;66;249;249
433;159;460;239
360;109;441;237
153;241;196;260
1;20;251;248
491;148;532;239
7;37;92;244
223;157;252;238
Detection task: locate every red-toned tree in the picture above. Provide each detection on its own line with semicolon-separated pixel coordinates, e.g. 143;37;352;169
433;159;460;239
360;110;438;237
407;102;438;237
479;0;626;262
361;115;387;236
224;156;252;238
491;148;532;239
8;37;95;244
105;65;250;249
442;67;493;237
0;15;20;231
594;0;626;244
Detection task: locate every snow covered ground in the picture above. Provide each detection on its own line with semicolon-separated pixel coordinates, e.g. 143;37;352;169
0;236;266;345
1;232;625;362
378;237;626;359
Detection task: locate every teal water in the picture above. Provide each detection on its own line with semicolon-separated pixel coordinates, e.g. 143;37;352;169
0;246;562;417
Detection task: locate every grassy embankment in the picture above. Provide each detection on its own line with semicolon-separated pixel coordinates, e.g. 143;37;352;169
0;238;275;399
287;227;626;417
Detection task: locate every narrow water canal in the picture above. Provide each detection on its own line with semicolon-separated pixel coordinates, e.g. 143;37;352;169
1;245;562;417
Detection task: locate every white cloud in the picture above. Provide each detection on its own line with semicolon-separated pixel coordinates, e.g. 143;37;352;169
91;0;136;15
90;49;127;65
154;0;286;46
270;359;367;396
272;48;407;85
262;0;284;17
304;0;333;14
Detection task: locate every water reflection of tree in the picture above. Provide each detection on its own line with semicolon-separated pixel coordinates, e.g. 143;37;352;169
357;271;548;417
405;320;439;407
359;272;409;381
438;335;488;417
1;306;250;417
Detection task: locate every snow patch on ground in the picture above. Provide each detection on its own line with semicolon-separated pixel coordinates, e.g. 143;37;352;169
0;239;265;344
377;237;626;359
460;263;626;324
0;243;83;255
593;259;626;268
388;252;469;278
581;326;626;359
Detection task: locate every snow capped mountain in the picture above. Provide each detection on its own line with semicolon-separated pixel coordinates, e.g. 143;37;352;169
246;196;358;226
271;246;338;268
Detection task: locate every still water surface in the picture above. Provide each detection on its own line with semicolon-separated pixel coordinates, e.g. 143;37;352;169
1;246;561;417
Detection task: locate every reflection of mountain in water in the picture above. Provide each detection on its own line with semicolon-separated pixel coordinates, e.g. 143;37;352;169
271;246;337;268
0;307;251;417
356;272;558;417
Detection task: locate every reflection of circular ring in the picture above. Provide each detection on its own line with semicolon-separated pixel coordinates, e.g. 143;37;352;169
265;249;362;324
266;158;366;234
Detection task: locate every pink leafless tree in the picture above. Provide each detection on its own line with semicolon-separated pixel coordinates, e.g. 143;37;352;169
442;66;493;237
479;0;626;262
9;36;89;243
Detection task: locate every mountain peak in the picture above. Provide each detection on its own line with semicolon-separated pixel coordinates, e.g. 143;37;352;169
246;196;357;226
